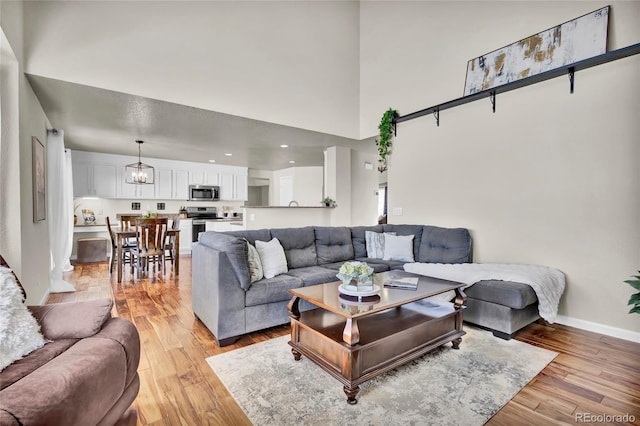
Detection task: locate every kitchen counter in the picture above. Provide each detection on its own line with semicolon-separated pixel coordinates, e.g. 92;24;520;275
242;206;331;209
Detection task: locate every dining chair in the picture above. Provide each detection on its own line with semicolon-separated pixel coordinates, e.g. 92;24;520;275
131;217;168;278
120;215;139;246
105;216;134;274
164;215;180;268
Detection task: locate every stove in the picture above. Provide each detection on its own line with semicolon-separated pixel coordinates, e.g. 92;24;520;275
186;206;218;242
186;206;218;223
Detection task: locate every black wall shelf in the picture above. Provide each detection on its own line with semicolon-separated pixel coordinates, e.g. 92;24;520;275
394;42;640;128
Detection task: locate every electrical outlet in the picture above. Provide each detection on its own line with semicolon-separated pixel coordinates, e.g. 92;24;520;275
392;207;403;216
157;203;165;210
131;202;140;210
249;213;256;221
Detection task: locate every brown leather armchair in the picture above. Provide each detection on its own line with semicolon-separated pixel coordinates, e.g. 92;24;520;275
0;255;140;426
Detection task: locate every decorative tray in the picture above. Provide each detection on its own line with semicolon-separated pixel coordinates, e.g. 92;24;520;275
338;283;381;297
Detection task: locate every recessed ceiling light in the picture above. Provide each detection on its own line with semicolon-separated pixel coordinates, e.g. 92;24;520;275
224;153;233;156
208;159;216;163
289;160;296;164
280;144;289;148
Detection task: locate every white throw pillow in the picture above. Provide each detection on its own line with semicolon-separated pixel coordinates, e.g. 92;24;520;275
365;231;395;259
246;241;264;283
255;238;288;279
0;266;47;371
383;234;415;262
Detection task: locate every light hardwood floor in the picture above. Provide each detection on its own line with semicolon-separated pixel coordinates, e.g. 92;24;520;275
49;257;640;425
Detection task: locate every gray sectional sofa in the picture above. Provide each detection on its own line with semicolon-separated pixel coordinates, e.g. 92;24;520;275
191;224;540;346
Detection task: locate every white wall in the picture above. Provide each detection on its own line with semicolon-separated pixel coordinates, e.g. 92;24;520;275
360;1;640;336
350;150;379;225
23;0;361;139
1;1;53;304
243;207;331;230
271;166;323;206
0;27;23;275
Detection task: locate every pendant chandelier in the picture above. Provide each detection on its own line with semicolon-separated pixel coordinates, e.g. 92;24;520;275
125;140;155;184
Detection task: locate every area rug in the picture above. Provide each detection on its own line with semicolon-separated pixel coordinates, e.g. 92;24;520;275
207;327;557;425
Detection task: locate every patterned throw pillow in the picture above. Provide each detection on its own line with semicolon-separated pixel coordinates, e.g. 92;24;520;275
365;231;395;259
0;266;47;371
246;241;264;283
255;238;288;279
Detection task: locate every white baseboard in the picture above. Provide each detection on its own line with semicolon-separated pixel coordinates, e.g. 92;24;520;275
39;289;50;305
555;315;640;343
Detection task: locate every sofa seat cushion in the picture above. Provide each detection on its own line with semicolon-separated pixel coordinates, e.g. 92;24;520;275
0;339;78;391
314;227;354;264
245;275;304;307
271;227;317;269
284;266;339;286
354;258;392;273
465;280;538;309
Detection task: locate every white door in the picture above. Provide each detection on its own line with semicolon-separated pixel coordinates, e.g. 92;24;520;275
279;176;293;206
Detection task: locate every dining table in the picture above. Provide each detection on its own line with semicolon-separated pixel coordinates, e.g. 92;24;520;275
114;227;180;283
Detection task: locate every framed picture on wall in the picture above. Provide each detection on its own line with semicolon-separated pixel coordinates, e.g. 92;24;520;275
32;136;46;222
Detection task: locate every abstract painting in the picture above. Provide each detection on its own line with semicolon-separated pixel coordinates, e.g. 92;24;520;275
463;6;609;96
32;136;46;222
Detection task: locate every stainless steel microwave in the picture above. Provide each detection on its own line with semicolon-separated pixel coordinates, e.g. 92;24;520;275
188;185;220;201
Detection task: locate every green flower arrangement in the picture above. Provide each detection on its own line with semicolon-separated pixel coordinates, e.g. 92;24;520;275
337;261;374;284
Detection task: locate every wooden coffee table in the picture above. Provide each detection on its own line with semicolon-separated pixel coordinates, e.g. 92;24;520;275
287;270;466;404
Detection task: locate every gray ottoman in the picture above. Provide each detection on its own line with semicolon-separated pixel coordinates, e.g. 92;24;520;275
463;280;540;339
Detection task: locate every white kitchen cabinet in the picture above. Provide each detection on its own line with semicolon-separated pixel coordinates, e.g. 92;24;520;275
117;166;155;199
235;173;248;201
219;172;248;201
72;162;117;198
219;173;235;200
178;219;192;254
190;168;219;186
205;220;232;232
156;168;189;200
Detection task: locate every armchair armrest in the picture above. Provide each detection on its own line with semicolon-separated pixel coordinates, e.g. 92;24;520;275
28;299;114;340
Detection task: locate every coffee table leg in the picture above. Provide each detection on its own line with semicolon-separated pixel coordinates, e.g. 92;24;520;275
452;337;462;350
344;385;360;404
342;318;360;346
291;348;302;361
287;295;300;319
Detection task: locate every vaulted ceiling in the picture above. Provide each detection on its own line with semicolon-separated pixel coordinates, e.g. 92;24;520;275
22;1;375;171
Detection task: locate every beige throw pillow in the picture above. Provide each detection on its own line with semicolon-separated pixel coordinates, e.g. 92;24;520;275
246;241;264;283
255;238;288;279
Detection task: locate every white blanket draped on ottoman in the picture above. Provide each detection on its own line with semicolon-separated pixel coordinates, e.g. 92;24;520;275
404;263;566;323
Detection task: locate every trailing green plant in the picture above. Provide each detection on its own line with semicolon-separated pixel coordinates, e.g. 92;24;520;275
624;271;640;314
375;108;397;173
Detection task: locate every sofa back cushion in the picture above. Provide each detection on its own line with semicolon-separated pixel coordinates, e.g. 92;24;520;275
199;232;251;290
350;225;384;258
271;227;317;269
418;226;472;264
227;229;271;246
383;224;424;261
315;227;354;264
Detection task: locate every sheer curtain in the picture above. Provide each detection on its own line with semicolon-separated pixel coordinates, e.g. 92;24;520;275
47;129;75;293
